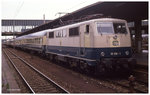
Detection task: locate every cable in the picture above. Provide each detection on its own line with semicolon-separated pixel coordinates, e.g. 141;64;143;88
66;1;87;12
14;1;24;18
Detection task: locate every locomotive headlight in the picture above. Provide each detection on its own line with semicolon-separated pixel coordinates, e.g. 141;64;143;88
101;52;105;56
125;51;129;55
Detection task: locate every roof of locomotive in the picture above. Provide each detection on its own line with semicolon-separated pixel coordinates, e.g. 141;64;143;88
16;18;127;40
48;18;127;32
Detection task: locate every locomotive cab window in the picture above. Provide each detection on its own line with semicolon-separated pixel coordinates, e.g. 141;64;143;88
69;27;79;37
113;23;127;34
97;22;127;34
97;22;114;34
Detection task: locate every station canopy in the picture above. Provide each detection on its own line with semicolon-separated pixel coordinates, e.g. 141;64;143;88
19;2;148;36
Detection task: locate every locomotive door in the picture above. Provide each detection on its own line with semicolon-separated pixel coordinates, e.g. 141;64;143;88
84;25;90;47
79;24;91;55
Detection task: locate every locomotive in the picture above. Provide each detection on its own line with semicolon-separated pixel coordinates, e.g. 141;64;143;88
11;17;136;74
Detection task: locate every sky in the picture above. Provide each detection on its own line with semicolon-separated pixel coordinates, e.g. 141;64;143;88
1;0;101;39
2;0;101;20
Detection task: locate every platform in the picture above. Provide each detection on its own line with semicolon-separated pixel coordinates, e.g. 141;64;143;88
133;50;148;66
2;51;20;93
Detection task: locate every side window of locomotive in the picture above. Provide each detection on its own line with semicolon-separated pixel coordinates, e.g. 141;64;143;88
56;30;62;38
97;22;114;34
49;32;54;38
62;29;67;37
69;27;79;37
85;25;89;34
113;23;127;34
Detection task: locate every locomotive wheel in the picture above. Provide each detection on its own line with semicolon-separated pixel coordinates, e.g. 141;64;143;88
79;61;87;70
49;55;54;61
53;56;58;63
96;63;106;75
69;61;73;68
79;61;92;74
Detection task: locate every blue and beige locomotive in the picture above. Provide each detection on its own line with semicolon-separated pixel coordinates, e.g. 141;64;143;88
13;18;136;74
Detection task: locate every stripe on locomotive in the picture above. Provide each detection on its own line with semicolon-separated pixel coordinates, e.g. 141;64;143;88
46;45;132;60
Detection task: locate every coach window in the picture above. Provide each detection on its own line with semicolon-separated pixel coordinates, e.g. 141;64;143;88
35;38;38;44
49;32;54;38
37;39;39;44
85;25;89;34
69;27;79;37
30;39;32;43
41;38;43;43
32;39;34;43
39;38;41;44
38;38;40;44
36;38;38;44
34;38;36;44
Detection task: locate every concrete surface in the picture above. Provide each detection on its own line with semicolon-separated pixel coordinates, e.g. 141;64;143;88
2;52;20;93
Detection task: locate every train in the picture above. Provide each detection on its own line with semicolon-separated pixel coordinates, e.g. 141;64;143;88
6;17;136;74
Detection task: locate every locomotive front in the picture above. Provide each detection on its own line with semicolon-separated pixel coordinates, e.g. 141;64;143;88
93;19;136;73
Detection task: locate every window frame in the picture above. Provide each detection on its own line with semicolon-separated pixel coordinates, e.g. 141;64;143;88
96;22;128;35
49;32;54;38
85;25;89;34
113;23;128;34
96;22;114;34
56;30;62;38
69;27;79;37
62;29;67;37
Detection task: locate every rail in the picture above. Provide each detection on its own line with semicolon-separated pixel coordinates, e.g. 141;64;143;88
3;48;69;93
105;78;148;93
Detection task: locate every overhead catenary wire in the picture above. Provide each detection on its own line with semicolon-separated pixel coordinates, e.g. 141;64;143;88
54;1;87;18
66;1;87;12
14;1;24;18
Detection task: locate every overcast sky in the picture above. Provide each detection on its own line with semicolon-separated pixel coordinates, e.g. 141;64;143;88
2;0;100;20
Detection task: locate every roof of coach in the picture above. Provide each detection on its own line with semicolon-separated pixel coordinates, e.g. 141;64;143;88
48;18;126;32
16;30;47;40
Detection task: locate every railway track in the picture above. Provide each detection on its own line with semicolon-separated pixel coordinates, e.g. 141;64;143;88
3;48;69;93
105;78;148;93
104;61;148;93
133;70;148;84
3;47;148;93
133;64;148;85
135;64;148;71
